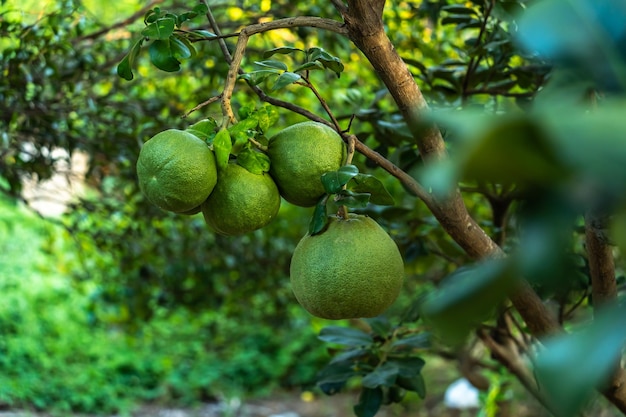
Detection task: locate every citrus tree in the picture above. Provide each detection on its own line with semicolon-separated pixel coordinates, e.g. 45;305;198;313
4;0;626;416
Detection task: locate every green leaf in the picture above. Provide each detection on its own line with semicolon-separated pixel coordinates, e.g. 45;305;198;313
421;258;517;346
191;29;216;38
534;304;626;417
348;174;394;206
254;59;288;70
148;39;181;72
364;316;392;338
336;190;370;208
213;129;232;171
169;35;192;59
396;374;426;398
441;5;477;15
192;3;209;14
308;47;345;76
321;165;359;194
309;197;329;236
319;326;373;347
389;357;426;378
293;61;325;73
362;362;400;389
142;17;175;40
317;361;359;395
257;105;278;133
185;119;217;140
271;72;302;90
263;46;304;58
116;38;144;81
228;117;260;153
238;70;279;86
354;387;383;417
441;15;476;25
236;148;270;174
391;334;430;350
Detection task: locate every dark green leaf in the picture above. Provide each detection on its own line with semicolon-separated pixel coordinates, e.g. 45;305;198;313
316;360;362;395
336;190;370;208
192;3;209;14
329;348;369;365
396;374;426;398
364;316;392;338
319;326;373;347
271;72;302;90
293;61;325;73
309;197;329;235
254;59;288;70
362;362;399;388
321;165;359;194
263;46;304;58
142;17;175;40
185;119;217;140
148;39;181;72
213;129;232;171
236;148;270;174
441;15;476;25
348;174;394;206
116;38;144;81
441;5;477;15
388;357;426;378
391;334;431;350
354;387;383;417
169;35;192;59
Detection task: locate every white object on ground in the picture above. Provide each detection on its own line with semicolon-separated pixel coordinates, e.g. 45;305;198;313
444;377;480;409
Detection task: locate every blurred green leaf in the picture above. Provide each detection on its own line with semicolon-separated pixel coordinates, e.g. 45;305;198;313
354;387;383;417
319;326;373;347
391;333;430;350
142;17;175;40
255;59;288;70
213;129;232;171
397;374;426;398
535;304;626;417
364;316;392;338
321;165;359;194
421;258;517;345
169;35;193;59
238;69;279;86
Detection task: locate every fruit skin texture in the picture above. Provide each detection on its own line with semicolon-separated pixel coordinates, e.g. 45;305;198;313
137;129;217;213
201;163;281;236
290;214;405;320
268;121;346;207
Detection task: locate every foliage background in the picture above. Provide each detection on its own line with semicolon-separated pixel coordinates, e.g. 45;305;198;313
2;0;626;416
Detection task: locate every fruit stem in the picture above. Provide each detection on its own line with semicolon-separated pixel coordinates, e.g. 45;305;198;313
337;204;349;220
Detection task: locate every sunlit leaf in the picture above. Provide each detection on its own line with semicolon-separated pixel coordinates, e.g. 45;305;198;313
185;119;217;140
213;129;232;171
236;148;270;174
142;17;175;40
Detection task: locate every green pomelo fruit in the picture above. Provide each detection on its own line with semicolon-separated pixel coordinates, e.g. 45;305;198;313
268;121;346;207
136;129;217;213
290;214;405;319
201;163;281;236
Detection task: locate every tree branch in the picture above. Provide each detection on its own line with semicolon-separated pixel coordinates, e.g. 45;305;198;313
585;211;617;308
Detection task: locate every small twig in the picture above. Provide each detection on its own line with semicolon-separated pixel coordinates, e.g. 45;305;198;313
302;76;342;132
181;94;222;119
201;0;233;63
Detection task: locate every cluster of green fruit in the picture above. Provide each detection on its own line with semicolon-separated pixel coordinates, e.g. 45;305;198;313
136;121;404;320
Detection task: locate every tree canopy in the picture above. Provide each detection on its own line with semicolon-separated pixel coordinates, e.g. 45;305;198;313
2;0;626;416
